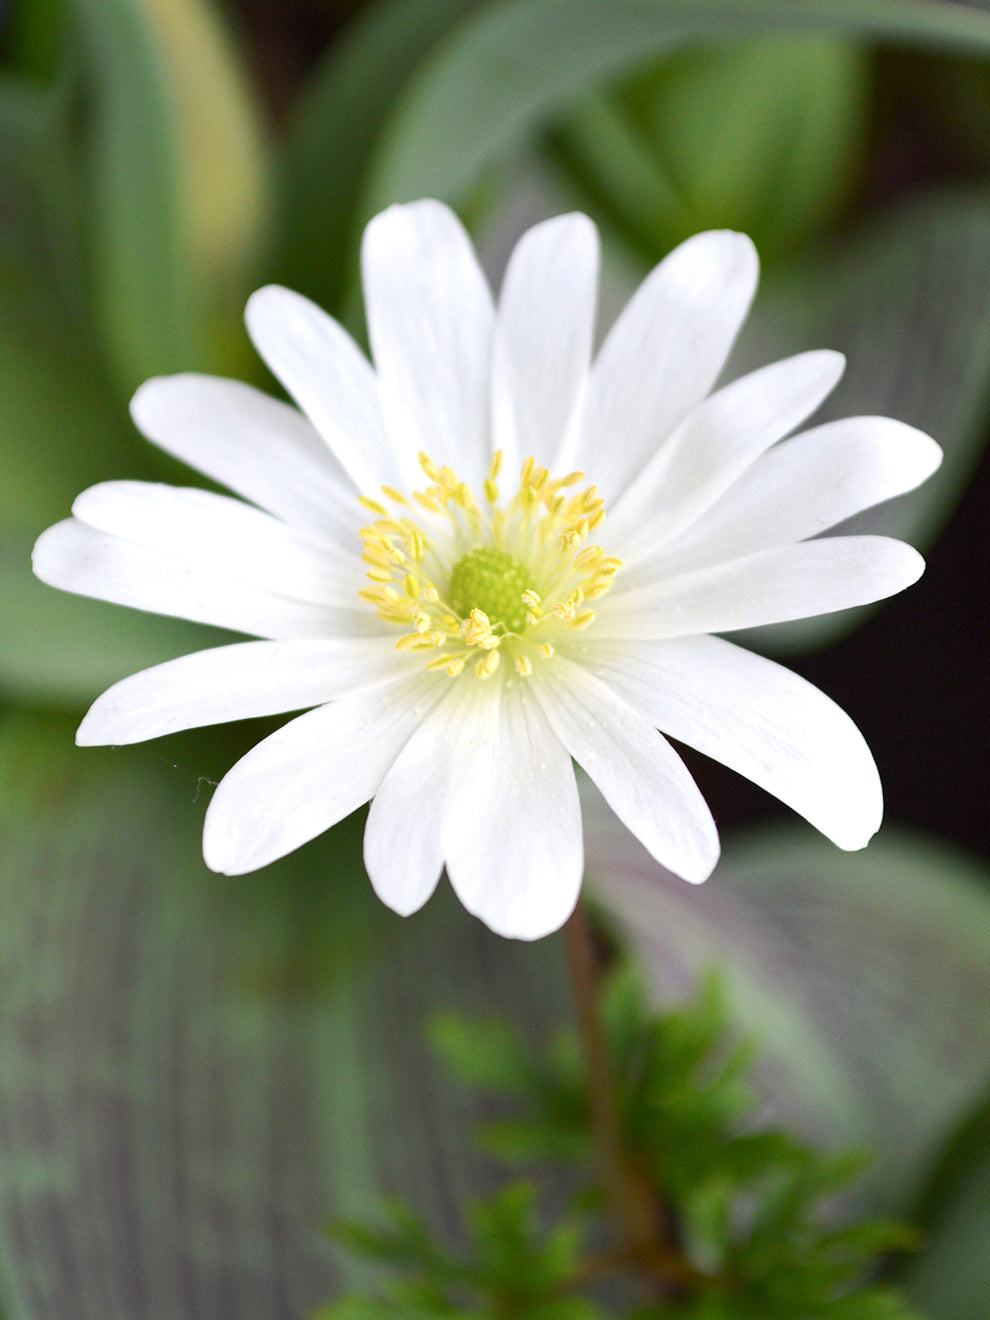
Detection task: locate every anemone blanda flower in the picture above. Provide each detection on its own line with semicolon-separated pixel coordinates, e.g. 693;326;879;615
32;201;941;940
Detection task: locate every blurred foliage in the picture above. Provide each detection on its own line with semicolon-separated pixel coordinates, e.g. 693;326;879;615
900;1089;990;1320
585;801;990;1217
321;971;921;1318
0;0;269;704
0;709;571;1316
550;34;870;263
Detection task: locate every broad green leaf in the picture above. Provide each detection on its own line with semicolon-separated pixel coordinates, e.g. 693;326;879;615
278;0;479;317
900;1092;990;1319
68;0;194;387
585;799;990;1213
551;34;870;263
0;248;220;705
361;0;990;215
0;713;570;1317
731;188;990;652
132;0;272;373
68;0;269;390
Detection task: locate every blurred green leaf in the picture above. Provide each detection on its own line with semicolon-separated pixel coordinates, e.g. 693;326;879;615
0;0;272;704
732;188;990;652
361;0;990;215
551;34;870;263
68;0;269;390
69;0;195;386
585;801;990;1214
278;0;480;316
0;711;570;1317
900;1091;990;1320
0;254;124;534
0;62;87;307
429;1014;535;1094
0;0;62;78
0;246;221;705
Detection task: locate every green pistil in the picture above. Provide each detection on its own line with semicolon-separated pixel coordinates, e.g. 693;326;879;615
448;546;535;634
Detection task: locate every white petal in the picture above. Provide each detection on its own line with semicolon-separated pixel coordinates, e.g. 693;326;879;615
491;213;598;476
362;200;495;488
583;636;883;849
130;374;357;546
534;659;718;884
650;417;944;576
33;519;370;639
579;230;758;501
608;350;845;561
72;481;360;606
599;536;925;639
77;637;410;745
441;680;582;940
203;672;442;875
363;686;473;917
245;284;399;494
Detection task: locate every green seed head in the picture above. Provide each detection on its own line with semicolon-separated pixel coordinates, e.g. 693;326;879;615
448;546;535;634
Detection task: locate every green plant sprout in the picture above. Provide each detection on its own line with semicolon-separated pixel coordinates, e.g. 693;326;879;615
316;910;921;1319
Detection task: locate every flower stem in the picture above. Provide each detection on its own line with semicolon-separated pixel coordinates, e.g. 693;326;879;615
563;903;705;1300
564;903;661;1252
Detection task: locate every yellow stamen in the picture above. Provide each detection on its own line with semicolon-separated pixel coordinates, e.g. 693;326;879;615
476;649;500;679
357;453;621;679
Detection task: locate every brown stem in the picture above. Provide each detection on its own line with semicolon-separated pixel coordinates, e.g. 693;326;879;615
564;903;663;1253
563;904;710;1304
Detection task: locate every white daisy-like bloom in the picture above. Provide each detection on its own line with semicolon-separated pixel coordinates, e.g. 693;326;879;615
33;201;941;940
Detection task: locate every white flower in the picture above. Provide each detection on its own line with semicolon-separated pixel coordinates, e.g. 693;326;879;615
33;201;941;940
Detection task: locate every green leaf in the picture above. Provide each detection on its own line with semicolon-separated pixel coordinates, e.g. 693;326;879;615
0;0;271;702
730;188;990;652
551;33;870;263
0;247;221;705
0;254;127;535
0;712;570;1316
68;0;269;390
0;0;62;78
900;1091;990;1320
0;59;88;307
585;803;990;1214
430;1013;537;1093
278;0;479;316
68;0;194;386
361;0;990;215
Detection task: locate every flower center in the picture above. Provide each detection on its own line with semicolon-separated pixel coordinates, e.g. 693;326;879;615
448;546;535;634
357;451;622;680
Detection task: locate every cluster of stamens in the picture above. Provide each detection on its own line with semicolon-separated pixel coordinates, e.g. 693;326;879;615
358;451;622;680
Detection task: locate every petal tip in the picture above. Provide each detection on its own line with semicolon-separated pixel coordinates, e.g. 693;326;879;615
75;713;104;747
31;519;74;587
244;282;291;334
